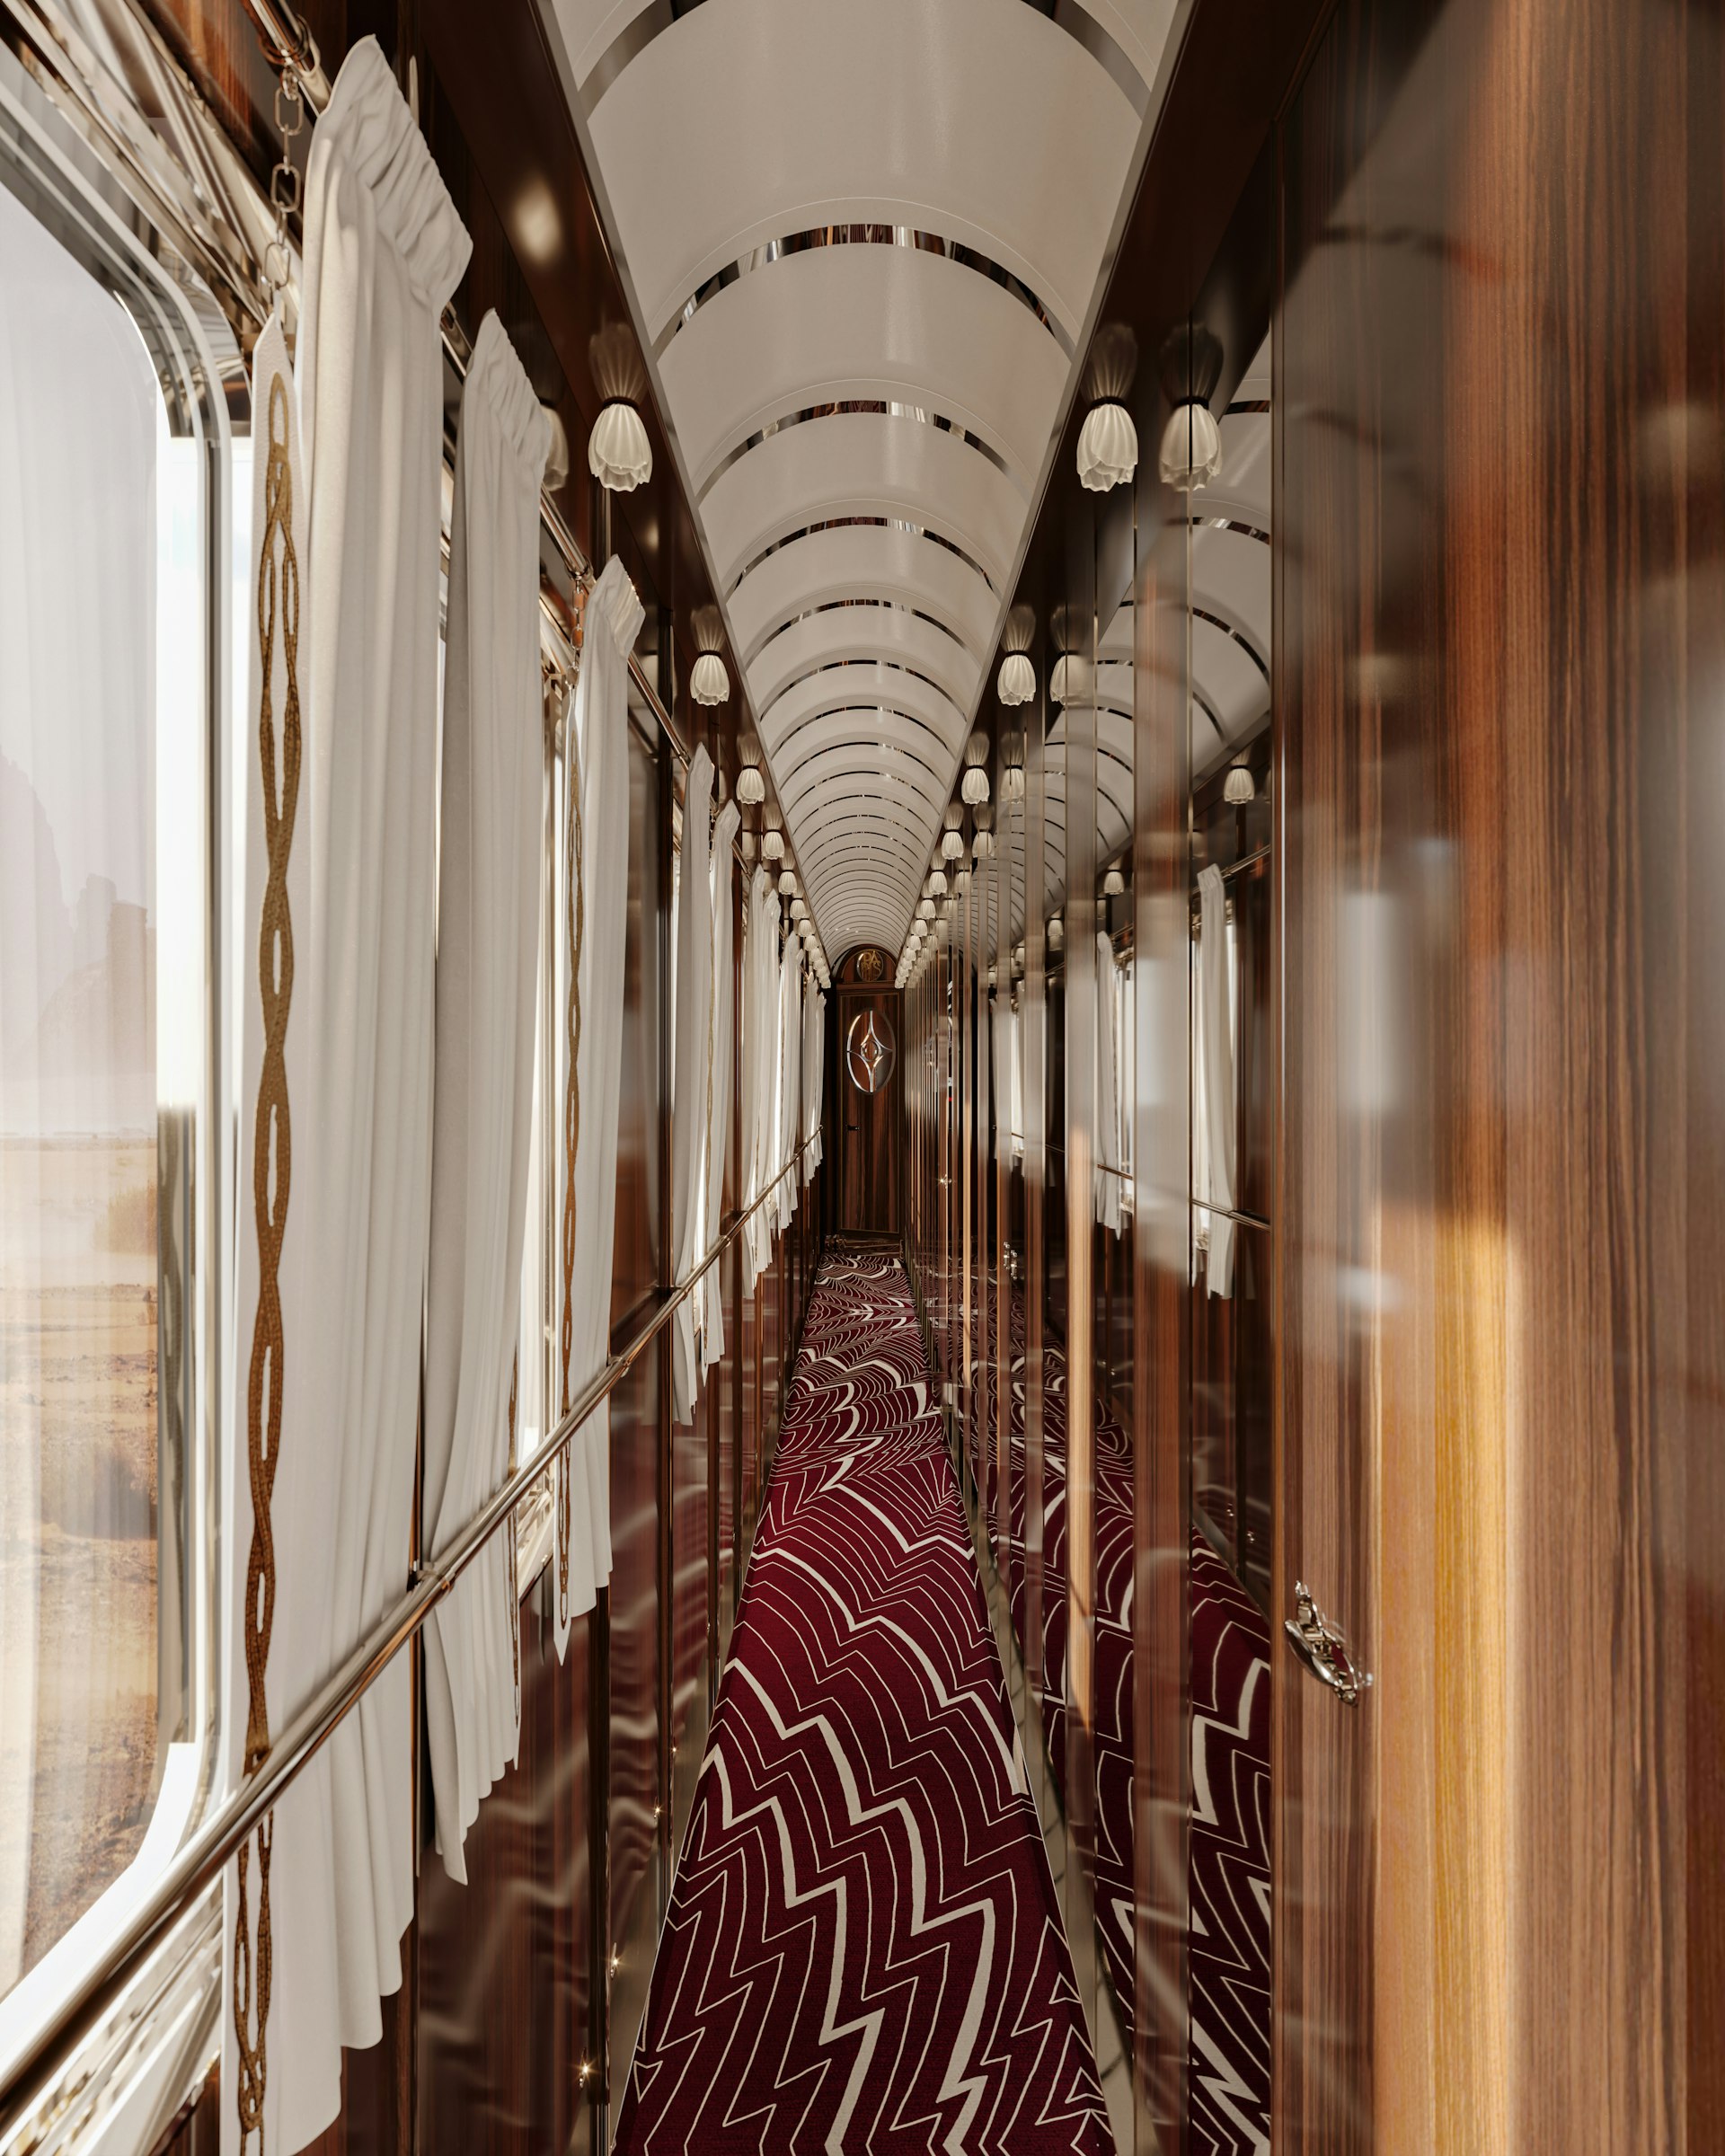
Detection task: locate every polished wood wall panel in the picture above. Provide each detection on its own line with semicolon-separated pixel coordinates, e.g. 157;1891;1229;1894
1278;0;1724;2147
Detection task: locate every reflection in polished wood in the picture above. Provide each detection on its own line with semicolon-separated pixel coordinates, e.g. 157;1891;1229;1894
1278;0;1724;2147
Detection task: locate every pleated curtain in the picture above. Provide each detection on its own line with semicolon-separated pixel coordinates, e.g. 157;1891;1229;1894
774;942;801;1229
552;553;643;1658
669;747;713;1423
993;1001;1014;1168
801;989;824;1179
421;313;550;1882
1094;930;1122;1233
700;803;741;1367
1195;862;1236;1295
224;40;470;2156
742;873;780;1292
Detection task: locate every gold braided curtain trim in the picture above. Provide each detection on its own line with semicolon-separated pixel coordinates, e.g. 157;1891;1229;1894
557;709;584;1627
235;370;300;2156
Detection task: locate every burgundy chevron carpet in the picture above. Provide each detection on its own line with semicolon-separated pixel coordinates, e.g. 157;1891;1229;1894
614;1253;1111;2155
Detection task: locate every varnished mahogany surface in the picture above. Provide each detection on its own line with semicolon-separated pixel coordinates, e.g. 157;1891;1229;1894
1278;0;1725;2148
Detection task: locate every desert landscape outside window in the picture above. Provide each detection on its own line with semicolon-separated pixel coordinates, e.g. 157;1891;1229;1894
0;172;206;2009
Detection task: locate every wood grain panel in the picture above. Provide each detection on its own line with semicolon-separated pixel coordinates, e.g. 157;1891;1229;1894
1278;0;1725;2146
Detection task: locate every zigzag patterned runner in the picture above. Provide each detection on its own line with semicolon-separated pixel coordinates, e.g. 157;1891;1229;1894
615;1253;1110;2154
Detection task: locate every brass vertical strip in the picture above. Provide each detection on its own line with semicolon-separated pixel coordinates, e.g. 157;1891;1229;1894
234;370;300;2156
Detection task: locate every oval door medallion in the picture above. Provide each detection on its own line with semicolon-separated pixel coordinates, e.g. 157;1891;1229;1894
845;1009;896;1094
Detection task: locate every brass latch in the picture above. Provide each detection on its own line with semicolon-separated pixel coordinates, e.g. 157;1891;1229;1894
1284;1581;1372;1707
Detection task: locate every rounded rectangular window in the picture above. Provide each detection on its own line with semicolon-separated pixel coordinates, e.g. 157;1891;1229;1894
0;99;219;2038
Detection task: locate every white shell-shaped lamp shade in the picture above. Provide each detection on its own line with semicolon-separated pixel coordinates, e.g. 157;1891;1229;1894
588;400;652;491
997;651;1035;706
762;828;784;862
1000;764;1026;803
690;651;730;705
1157;400;1223;493
927;869;948;897
1224;764;1256;805
941;829;965;862
791;898;808;922
972;830;995;860
1048;913;1066;949
735;764;765;806
961;764;989;806
1077;400;1138;491
778;870;797;897
1102;866;1127;897
917;899;936;921
1012;942;1026;974
953;868;971;895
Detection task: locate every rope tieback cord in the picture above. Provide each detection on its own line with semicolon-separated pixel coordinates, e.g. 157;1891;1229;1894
234;364;300;2156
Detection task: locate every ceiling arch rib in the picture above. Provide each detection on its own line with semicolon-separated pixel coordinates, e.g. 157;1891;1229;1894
748;605;981;717
729;525;1001;667
779;742;951;821
703;411;1024;595
661;241;1066;490
763;666;969;759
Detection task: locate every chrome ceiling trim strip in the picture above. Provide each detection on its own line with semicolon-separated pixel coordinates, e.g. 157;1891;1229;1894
653;224;1074;364
1046;0;1150;119
1190;602;1269;680
697;398;1020;504
760;655;965;729
748;596;973;668
728;517;997;602
1181;514;1271;546
771;703;957;763
586;0;1148;130
580;0;675;110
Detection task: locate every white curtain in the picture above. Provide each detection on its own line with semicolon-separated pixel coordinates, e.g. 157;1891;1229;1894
801;987;825;1178
1195;862;1236;1296
700;802;740;1366
669;747;713;1423
224;40;471;2156
742;873;779;1292
992;1000;1014;1169
552;554;643;1657
421;312;549;1883
774;941;801;1230
1095;930;1122;1233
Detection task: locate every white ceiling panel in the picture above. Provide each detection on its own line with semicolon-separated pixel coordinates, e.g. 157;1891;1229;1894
543;0;1181;948
579;0;1142;338
730;525;1000;666
748;603;980;719
662;241;1067;488
702;410;1025;594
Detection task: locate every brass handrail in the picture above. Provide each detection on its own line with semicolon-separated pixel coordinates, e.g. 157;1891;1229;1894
0;1138;817;2137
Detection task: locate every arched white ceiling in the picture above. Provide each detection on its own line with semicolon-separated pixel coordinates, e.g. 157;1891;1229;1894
541;0;1182;951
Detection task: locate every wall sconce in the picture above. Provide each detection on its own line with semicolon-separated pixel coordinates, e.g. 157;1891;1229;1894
690;651;730;704
1225;761;1256;804
736;763;765;807
762;828;783;862
588;401;651;491
1157;399;1223;493
1102;866;1127;897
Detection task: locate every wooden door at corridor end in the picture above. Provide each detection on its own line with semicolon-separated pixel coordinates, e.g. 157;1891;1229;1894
834;946;901;1237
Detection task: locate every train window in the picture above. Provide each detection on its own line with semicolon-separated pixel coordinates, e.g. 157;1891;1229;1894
0;120;218;2054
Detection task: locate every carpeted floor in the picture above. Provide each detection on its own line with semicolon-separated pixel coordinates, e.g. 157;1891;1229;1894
614;1252;1111;2155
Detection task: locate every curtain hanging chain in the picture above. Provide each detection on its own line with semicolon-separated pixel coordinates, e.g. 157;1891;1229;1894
264;66;305;309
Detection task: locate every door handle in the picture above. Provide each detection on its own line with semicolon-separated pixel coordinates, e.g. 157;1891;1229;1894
1284;1581;1372;1707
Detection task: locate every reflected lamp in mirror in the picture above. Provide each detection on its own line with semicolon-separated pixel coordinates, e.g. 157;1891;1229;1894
1102;866;1127;897
1157;398;1223;492
997;652;1035;705
1225;762;1256;805
1077;399;1138;491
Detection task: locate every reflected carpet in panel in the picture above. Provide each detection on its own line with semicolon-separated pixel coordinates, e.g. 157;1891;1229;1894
615;1253;1110;2155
